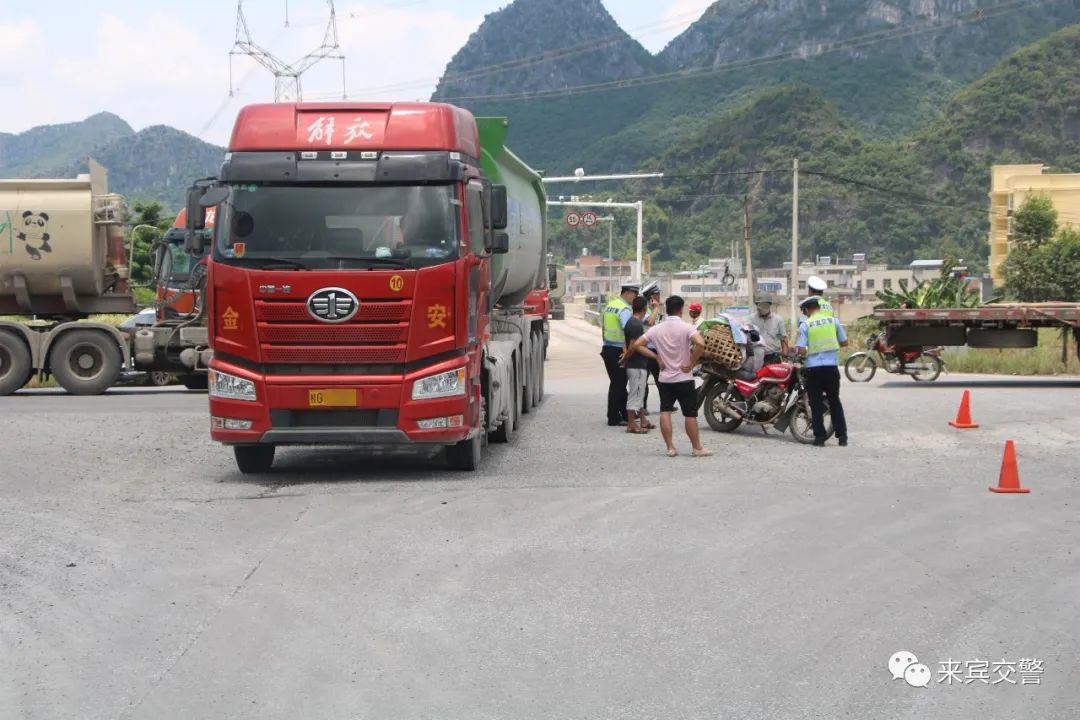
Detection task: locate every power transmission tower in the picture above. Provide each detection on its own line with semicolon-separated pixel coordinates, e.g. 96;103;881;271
230;0;346;103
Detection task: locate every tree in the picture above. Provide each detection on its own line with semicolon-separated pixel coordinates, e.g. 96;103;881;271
1002;222;1080;302
126;200;175;285
1011;195;1057;248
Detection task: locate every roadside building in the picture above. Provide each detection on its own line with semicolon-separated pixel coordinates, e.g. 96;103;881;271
989;164;1080;285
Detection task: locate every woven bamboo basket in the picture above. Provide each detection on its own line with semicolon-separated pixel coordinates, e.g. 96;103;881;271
701;324;744;369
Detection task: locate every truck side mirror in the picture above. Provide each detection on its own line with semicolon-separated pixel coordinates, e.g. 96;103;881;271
491;232;509;254
548;264;558;289
184;186;207;253
490;185;508;230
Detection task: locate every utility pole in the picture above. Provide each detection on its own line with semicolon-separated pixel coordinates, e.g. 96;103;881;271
790;158;800;336
742;196;754;310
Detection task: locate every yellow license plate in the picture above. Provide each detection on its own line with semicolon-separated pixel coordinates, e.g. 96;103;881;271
308;389;357;407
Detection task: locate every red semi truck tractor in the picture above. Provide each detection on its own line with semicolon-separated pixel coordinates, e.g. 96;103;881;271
185;102;549;473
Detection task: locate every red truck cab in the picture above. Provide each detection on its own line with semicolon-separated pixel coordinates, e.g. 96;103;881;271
186;102;515;473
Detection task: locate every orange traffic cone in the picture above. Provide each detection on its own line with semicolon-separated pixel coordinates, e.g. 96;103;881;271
949;390;979;429
989;440;1030;494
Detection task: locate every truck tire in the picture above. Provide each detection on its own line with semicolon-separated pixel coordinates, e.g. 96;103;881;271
234;445;275;473
490;367;517;444
49;329;121;396
532;330;543;407
0;330;32;396
147;371;172;387
521;342;533;415
181;374;209;391
446;432;482;471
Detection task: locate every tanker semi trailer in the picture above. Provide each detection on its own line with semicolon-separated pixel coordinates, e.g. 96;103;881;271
185;102;548;473
0;161;211;395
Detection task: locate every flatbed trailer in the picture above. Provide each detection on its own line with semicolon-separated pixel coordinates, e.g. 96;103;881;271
874;303;1080;360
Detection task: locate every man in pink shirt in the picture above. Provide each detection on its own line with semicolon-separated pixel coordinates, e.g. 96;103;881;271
632;295;712;457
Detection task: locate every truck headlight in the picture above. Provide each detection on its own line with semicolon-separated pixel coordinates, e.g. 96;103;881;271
411;368;466;400
208;369;257;401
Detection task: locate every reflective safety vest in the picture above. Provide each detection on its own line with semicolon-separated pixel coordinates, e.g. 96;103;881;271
806;315;840;356
602;297;631;345
814;296;834;319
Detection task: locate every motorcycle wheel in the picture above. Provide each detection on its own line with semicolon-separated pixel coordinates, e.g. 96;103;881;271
911;353;943;382
843;353;876;382
703;382;743;433
789;397;834;444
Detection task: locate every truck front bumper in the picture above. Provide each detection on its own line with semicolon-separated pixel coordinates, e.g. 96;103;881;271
207;357;479;447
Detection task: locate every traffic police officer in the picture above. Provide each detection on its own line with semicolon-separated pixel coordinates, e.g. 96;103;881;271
601;283;639;425
806;275;834;317
795;295;849;447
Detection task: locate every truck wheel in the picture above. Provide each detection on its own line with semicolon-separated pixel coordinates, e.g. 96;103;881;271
181;374;209;391
532;330;543;406
490;367;517;444
234;445;275;474
147;371;172;387
521;344;533;415
0;330;32;396
446;431;482;471
49;330;121;396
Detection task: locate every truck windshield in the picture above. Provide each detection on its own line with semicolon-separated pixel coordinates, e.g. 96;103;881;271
213;184;460;270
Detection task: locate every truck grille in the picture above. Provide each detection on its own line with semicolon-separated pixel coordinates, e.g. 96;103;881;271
255;299;410;366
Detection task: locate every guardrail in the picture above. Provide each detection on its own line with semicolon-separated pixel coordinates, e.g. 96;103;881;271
584;309;601;327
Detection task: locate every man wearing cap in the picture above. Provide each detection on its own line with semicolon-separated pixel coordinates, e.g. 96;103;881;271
749;296;788;365
795;295;849;447
806;276;834;317
601;283;639;426
688;302;704;328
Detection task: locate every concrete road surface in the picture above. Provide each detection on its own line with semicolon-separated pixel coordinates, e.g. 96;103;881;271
1;315;1078;719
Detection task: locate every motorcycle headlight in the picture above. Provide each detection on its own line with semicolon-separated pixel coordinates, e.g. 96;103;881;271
209;369;257;401
411;368;466;401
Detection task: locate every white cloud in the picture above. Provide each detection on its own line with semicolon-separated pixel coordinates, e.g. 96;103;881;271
640;0;709;53
0;19;45;74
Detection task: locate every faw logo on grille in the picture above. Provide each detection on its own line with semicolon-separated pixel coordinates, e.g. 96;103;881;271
307;287;359;323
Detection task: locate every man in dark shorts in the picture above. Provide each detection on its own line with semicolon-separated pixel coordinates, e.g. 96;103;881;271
620;296;650;434
632;295;712;457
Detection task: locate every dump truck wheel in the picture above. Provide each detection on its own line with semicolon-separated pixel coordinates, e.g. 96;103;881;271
234;445;275;474
49;330;121;396
0;330;32;396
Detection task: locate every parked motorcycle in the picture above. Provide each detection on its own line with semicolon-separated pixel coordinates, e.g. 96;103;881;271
697;356;833;444
843;331;944;382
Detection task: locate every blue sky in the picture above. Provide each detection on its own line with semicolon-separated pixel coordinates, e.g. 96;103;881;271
0;0;708;145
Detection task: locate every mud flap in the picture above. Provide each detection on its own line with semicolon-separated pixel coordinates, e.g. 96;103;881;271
773;407;793;434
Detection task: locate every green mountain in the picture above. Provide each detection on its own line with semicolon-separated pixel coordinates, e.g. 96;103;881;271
443;0;1080;175
62;126;224;207
629;23;1080;271
0;114;223;208
0;112;133;177
433;0;659;100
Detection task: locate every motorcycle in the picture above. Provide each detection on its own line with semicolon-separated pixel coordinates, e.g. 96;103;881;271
843;331;944;383
697;355;833;444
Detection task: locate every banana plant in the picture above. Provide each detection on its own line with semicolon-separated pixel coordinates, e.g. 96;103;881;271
875;259;991;309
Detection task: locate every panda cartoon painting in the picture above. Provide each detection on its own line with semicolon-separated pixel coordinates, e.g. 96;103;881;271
17;211;51;260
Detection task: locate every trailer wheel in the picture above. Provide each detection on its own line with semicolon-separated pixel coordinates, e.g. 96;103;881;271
532;330;543;407
490;366;517;444
234;445;275;474
49;329;121;395
0;330;32;396
521;341;533;415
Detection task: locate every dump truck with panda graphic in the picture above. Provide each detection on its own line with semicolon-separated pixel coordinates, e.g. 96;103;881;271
0;160;211;395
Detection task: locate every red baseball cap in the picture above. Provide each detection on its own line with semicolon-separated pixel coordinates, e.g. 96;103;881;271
689;302;703;312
